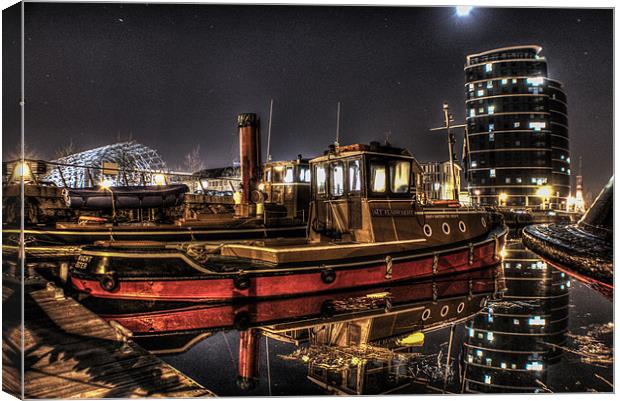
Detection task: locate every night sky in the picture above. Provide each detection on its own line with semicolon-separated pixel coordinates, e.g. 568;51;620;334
3;3;613;194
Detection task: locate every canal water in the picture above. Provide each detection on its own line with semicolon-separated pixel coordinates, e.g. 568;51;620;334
124;237;613;395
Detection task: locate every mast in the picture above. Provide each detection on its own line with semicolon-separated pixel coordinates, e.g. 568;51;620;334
431;102;465;202
335;102;341;147
266;99;274;162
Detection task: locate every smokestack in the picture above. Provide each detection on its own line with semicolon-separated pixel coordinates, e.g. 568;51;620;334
237;113;261;212
236;329;260;390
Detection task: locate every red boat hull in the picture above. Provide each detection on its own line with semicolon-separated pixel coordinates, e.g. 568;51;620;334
95;266;501;334
71;231;506;302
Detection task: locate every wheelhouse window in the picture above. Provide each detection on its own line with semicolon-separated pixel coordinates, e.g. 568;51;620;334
330;162;344;196
284;166;294;183
315;165;327;194
390;160;410;193
264;168;272;182
348;160;361;193
273;166;284;183
370;163;386;193
299;166;311;183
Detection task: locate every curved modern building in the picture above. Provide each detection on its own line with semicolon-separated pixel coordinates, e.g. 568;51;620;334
464;45;570;207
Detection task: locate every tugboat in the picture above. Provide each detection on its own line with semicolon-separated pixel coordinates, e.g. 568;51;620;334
2;113;310;255
523;176;613;299
71;138;508;302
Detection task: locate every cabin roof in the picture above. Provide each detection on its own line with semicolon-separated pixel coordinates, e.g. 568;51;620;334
310;142;423;173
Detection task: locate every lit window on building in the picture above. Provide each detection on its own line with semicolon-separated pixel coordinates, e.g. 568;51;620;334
478;107;484;113
561;167;565;172
476;350;483;357
512;78;517;84
489;133;495;141
526;362;544;371
484;375;492;384
500;362;507;369
470;109;476;117
489;169;496;177
529;122;546;131
488;123;494;131
488;105;495;115
513;319;520;325
477;89;484;97
526;77;544;86
514;122;520;128
486;81;493;89
567;157;571;163
485;63;493;72
567;169;571;175
501;78;507;85
471;161;477;168
511;363;517;369
434;182;441;191
528;316;546;326
560;155;565;160
505;177;511;183
469;328;475;337
469;83;474;91
516;177;522;183
468;355;474;363
486;358;492;366
487;332;494;341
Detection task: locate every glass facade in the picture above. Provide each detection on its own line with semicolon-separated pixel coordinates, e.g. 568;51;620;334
464;46;570;207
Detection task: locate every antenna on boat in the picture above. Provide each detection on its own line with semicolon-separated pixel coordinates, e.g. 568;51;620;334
266;99;274;162
430;102;466;202
335;101;341;147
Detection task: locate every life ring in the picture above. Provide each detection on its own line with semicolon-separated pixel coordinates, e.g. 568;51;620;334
234;274;251;290
321;268;336;284
99;271;119;292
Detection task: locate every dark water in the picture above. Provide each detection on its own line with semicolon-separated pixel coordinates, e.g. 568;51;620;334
123;237;613;395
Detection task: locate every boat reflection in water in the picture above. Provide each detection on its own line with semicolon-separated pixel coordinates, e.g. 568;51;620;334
461;238;570;393
84;264;504;394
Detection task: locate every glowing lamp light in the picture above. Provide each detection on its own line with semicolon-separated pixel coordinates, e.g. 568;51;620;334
153;174;167;186
456;6;473;16
99;179;114;189
536;186;552;199
13;162;32;180
498;192;508;205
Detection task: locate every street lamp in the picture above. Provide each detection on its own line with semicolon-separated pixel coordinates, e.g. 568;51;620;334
99;179;117;224
498;192;508;207
536;186;552;210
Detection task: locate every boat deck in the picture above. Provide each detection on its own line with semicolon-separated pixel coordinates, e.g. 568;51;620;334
2;274;215;398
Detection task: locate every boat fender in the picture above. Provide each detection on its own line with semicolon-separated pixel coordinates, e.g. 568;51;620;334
320;268;336;284
320;300;335;317
234;274;251;290
99;271;119;292
233;311;251;331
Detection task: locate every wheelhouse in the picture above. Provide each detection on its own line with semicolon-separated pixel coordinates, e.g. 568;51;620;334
259;157;311;222
310;142;423;201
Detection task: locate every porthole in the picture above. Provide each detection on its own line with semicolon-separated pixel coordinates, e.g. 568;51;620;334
457;302;465;314
442;222;451;235
481;217;487;227
422;308;431;321
423;224;433;237
440;305;450;317
459;220;467;232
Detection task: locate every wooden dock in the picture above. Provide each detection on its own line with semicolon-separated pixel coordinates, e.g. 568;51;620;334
2;275;215;398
